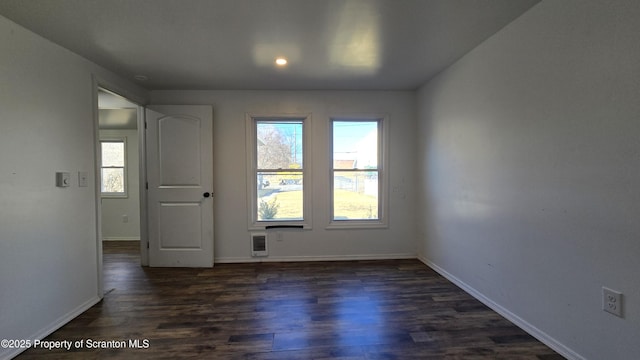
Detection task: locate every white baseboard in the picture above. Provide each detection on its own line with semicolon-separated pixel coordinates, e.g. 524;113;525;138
1;296;101;360
417;255;584;360
215;253;416;263
102;237;140;241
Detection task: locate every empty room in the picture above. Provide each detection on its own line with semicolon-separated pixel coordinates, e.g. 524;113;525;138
0;1;638;359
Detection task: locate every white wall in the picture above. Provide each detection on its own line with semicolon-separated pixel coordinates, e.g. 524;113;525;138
0;15;146;359
150;90;417;262
100;129;141;241
416;1;640;359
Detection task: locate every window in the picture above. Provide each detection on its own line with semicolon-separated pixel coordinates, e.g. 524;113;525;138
100;139;127;197
247;115;311;229
330;118;386;228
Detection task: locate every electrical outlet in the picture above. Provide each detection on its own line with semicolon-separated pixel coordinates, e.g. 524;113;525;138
602;287;623;317
122;215;129;223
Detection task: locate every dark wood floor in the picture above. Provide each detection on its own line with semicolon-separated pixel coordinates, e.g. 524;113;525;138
17;241;563;359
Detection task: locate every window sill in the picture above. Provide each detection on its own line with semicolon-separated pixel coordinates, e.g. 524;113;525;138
326;220;388;230
249;222;311;231
101;194;128;199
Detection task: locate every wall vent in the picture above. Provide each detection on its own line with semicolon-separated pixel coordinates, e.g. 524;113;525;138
251;233;268;257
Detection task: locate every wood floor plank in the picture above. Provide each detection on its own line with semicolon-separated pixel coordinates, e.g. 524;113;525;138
14;241;564;359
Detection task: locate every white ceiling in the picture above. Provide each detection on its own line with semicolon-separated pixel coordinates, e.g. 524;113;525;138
0;0;539;90
98;89;138;109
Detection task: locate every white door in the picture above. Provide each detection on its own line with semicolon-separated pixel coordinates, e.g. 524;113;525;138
146;105;214;267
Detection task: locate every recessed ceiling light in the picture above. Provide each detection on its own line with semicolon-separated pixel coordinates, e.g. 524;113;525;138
275;57;288;66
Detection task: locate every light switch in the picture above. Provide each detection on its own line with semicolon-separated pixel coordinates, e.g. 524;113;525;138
56;172;71;187
78;171;88;187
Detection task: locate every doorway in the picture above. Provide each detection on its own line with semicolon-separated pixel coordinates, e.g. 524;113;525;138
96;88;144;285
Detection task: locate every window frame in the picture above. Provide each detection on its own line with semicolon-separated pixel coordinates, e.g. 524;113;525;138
328;115;388;229
100;137;128;198
246;113;312;230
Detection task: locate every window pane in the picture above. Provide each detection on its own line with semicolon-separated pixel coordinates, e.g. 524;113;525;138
102;142;125;167
333;121;377;169
257;121;303;169
257;171;303;221
333;171;378;220
101;168;125;193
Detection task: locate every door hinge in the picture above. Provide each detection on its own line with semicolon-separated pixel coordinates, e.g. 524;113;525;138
146;182;148;190
144;121;147;129
147;242;149;249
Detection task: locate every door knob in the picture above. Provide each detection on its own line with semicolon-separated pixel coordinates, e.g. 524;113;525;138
203;192;211;198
